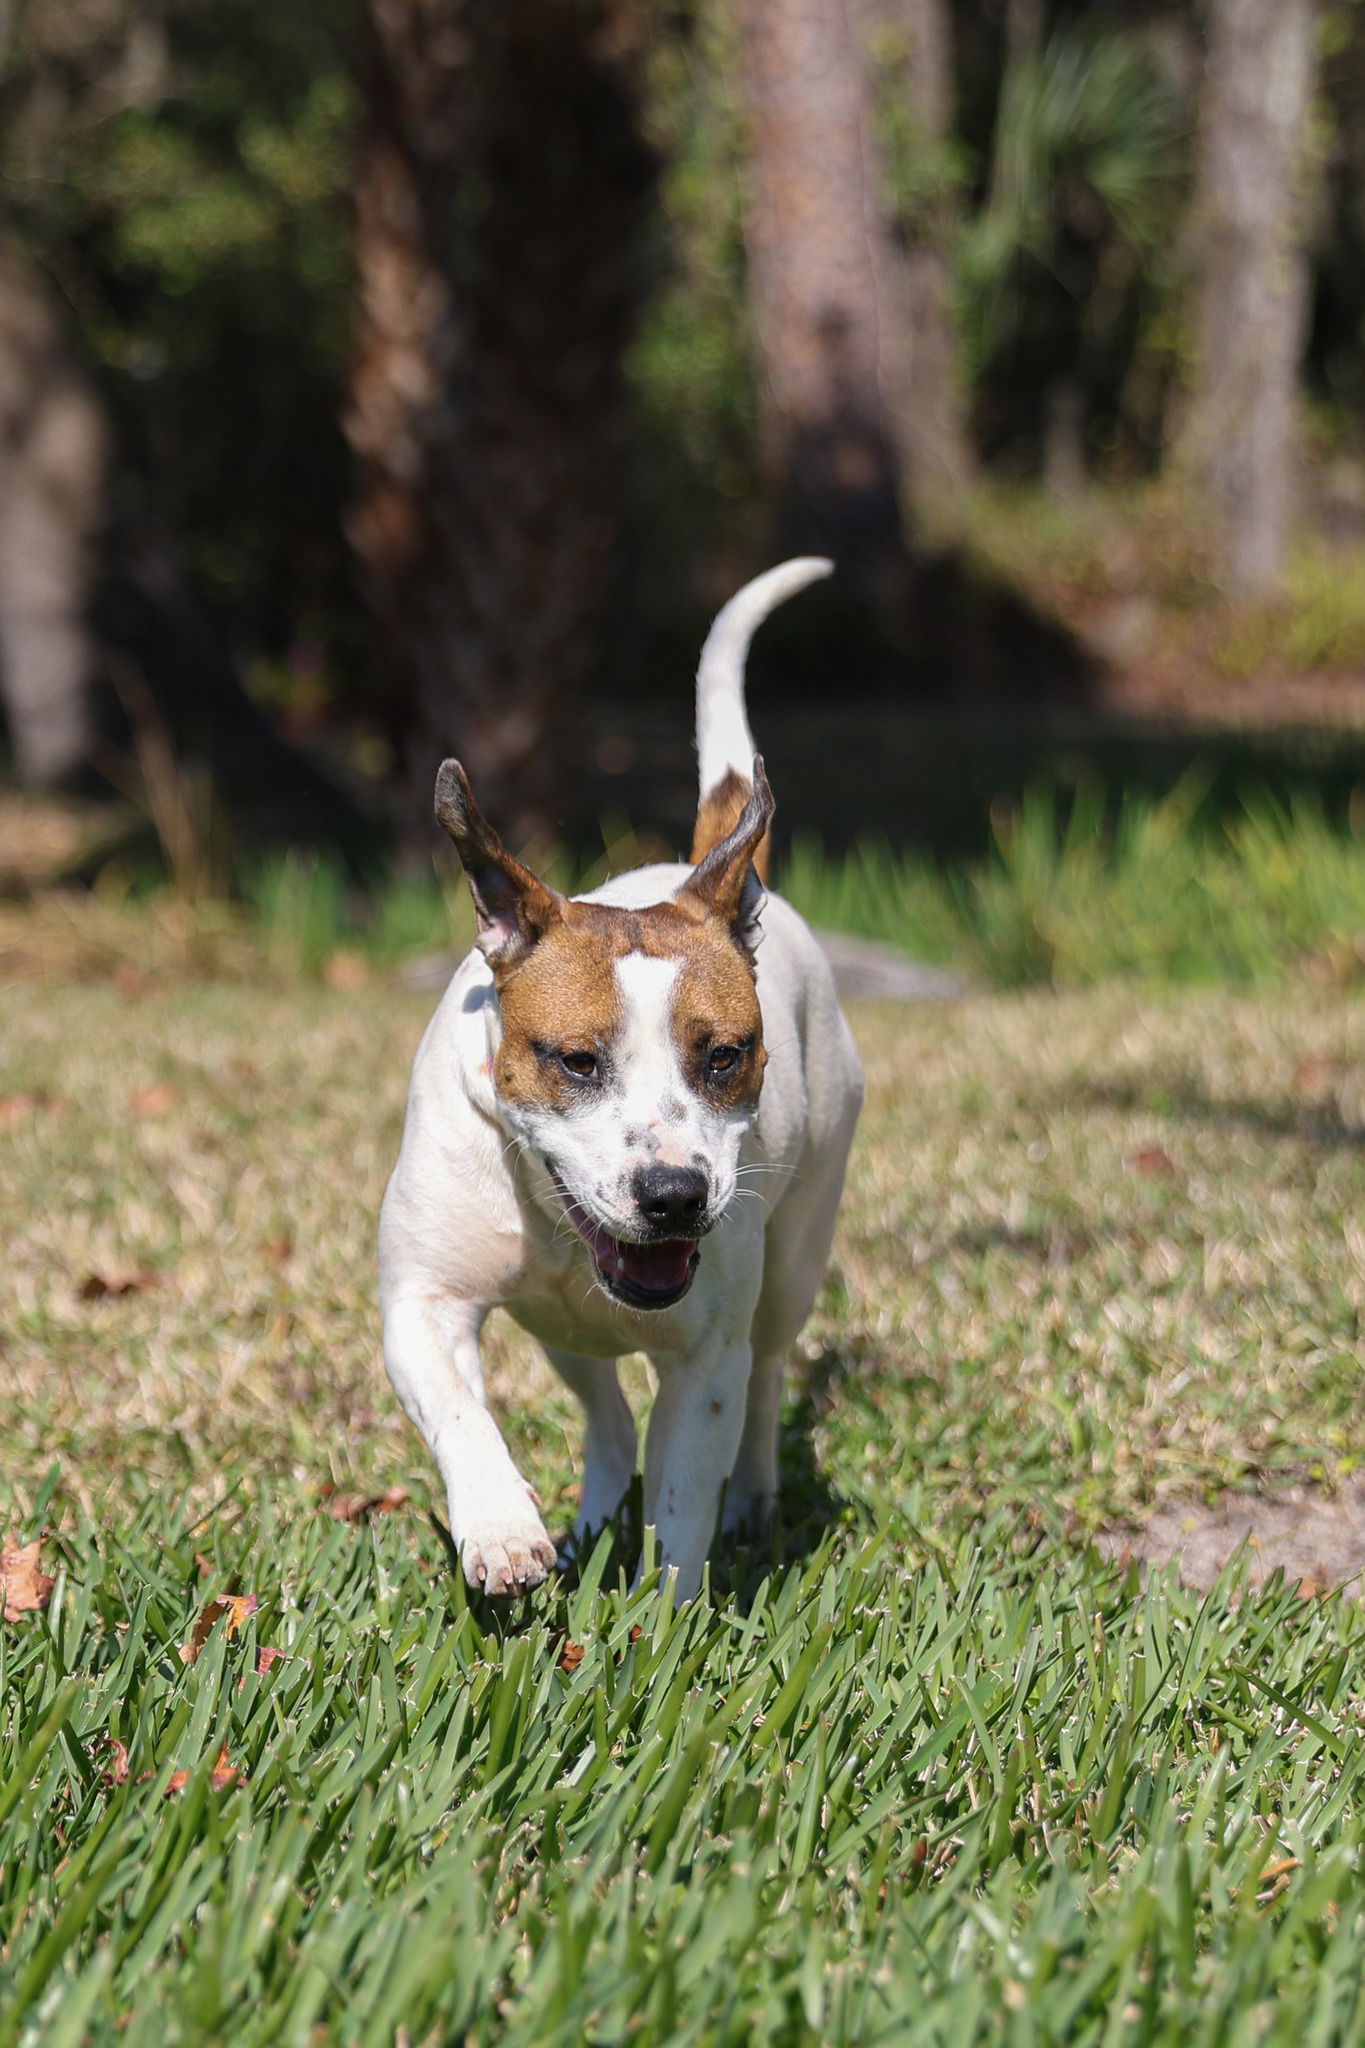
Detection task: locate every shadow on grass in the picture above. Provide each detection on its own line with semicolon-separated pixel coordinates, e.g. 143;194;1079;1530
440;1354;862;1626
1077;1076;1365;1153
932;1222;1099;1266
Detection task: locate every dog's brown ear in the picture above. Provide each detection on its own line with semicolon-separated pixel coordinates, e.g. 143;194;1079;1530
679;755;774;946
435;760;562;973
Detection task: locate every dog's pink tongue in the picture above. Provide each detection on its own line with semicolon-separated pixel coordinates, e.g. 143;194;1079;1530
602;1236;698;1294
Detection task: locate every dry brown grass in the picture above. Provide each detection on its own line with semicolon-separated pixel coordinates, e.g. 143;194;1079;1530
2;976;1361;1559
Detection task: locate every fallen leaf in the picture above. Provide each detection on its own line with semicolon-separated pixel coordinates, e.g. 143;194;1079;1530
166;1744;245;1796
103;1739;131;1786
255;1645;288;1675
558;1639;585;1673
324;1485;410;1524
209;1745;244;1791
178;1591;259;1665
128;1082;177;1116
80;1268;162;1300
323;948;369;990
261;1236;293;1266
1129;1146;1177;1178
0;1090;67;1125
2;1530;56;1621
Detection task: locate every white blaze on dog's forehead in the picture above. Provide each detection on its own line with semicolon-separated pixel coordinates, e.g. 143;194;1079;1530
613;951;696;1166
613;953;684;1087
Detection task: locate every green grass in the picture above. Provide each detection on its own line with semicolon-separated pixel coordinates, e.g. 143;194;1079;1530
3;976;1364;2041
779;784;1365;988
6;1496;1365;2046
222;782;1365;994
12;781;1360;994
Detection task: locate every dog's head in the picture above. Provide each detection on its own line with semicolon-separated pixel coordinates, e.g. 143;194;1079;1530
435;758;773;1311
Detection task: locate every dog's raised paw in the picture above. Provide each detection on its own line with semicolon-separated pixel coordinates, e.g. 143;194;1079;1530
460;1521;557;1598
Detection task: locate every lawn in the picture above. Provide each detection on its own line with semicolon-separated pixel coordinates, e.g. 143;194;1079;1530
2;976;1364;2044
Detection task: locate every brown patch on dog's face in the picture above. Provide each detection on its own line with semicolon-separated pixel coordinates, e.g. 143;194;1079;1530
492;908;626;1111
671;931;766;1111
492;898;765;1116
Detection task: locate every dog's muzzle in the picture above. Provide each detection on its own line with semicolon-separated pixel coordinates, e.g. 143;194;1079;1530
551;1172;704;1310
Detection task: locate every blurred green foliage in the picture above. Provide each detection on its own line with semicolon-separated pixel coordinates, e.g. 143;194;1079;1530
5;0;1365;738
0;0;360;690
962;23;1188;468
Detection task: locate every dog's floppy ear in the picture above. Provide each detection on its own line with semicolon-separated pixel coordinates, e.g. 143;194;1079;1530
679;756;774;948
435;760;563;973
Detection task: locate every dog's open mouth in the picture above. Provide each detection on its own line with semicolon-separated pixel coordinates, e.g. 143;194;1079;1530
552;1176;700;1310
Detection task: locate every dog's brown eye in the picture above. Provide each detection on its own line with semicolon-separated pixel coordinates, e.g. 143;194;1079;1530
560;1050;598;1080
708;1045;743;1076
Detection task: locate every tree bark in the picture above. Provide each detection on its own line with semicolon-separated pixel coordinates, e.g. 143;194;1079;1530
0;234;107;785
736;0;915;640
1173;0;1320;595
346;0;656;852
863;0;974;517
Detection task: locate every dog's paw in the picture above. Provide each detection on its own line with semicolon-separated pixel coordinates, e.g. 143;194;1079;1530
460;1515;557;1597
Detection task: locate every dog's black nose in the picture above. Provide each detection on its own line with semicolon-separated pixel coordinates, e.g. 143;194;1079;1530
632;1164;708;1235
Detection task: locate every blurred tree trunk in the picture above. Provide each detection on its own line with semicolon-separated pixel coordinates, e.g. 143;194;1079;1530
346;0;656;852
736;0;917;647
0;234;107;785
1172;0;1320;595
863;0;974;517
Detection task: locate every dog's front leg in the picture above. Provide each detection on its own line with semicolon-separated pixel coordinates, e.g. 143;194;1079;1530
383;1293;556;1596
642;1338;752;1600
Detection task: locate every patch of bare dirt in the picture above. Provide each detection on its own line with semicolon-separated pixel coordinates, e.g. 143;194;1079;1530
1097;1477;1365;1595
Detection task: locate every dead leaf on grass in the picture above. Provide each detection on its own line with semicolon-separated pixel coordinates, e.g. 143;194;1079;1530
128;1082;177;1116
178;1591;259;1665
80;1268;162;1300
103;1738;131;1786
255;1644;288;1674
557;1638;585;1673
323;948;369;990
2;1530;56;1621
0;1090;68;1125
261;1236;293;1266
322;1485;410;1523
1129;1146;1178;1178
209;1746;245;1791
165;1744;245;1797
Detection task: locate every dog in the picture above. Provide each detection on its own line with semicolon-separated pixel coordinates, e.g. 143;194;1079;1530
379;558;864;1600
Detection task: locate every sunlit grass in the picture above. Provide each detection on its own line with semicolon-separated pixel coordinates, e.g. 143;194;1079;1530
3;974;1364;2039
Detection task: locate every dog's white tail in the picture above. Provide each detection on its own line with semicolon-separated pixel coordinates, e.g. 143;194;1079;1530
694;557;832;806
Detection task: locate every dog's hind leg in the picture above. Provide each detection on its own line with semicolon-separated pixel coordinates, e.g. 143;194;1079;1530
720;1350;784;1538
642;1337;753;1600
545;1348;638;1541
726;1072;863;1537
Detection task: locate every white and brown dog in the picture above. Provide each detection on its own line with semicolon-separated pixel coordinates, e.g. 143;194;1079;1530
379;559;863;1600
